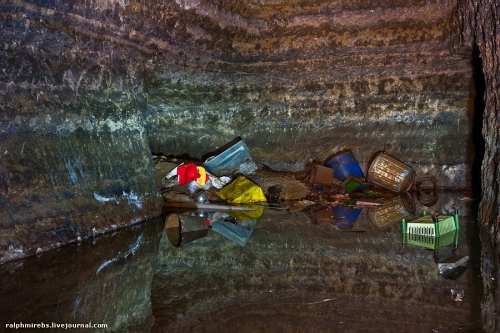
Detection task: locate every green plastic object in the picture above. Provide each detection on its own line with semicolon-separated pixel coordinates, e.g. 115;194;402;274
402;209;460;251
454;206;460;230
405;214;457;237
341;176;362;194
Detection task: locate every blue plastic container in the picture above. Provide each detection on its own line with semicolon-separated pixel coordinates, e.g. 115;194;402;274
203;140;257;177
332;206;362;230
325;150;365;181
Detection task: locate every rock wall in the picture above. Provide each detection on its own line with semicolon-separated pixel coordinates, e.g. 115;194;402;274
0;0;164;263
0;0;475;263
479;228;500;332
456;0;500;243
144;0;474;190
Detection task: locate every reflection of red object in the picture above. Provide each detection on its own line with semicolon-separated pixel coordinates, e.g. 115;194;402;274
177;163;200;184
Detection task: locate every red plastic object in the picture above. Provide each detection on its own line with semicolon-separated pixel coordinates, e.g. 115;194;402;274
177;163;201;184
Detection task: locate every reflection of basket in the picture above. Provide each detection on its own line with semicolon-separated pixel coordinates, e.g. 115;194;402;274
369;193;415;228
404;230;458;250
367;152;415;193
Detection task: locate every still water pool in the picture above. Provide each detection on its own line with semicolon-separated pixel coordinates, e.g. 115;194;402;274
0;192;496;332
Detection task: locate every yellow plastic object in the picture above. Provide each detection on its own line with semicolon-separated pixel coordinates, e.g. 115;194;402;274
227;204;264;221
196;166;208;186
217;176;267;204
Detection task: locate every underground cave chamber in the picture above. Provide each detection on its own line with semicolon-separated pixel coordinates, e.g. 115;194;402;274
1;0;500;332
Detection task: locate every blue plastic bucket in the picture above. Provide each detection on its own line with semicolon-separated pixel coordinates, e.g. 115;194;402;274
325;150;364;181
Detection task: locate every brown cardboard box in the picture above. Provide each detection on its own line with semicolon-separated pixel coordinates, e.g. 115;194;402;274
309;165;334;186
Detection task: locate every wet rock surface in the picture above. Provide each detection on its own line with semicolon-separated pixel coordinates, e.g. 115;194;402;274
0;218;164;332
456;0;500;244
0;1;479;262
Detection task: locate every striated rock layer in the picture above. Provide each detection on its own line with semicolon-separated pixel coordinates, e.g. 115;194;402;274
0;0;475;263
457;0;500;244
0;0;165;263
144;0;474;190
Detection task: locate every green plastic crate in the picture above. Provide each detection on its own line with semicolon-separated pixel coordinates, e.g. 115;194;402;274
403;209;459;237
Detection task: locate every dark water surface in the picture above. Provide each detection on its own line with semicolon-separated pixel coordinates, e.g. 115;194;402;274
1;192;497;332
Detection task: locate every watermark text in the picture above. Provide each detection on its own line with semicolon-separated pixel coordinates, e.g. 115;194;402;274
6;322;107;329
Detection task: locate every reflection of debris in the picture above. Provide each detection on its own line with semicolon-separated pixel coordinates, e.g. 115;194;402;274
308;206;335;226
164;202;258;211
286;200;316;213
226;204;264;221
416;177;438;206
165;213;210;247
211;219;257;247
355;199;382;207
369;193;415;228
164;207;263;247
332;205;361;230
451;289;465;302
438;255;470;280
438;255;469;274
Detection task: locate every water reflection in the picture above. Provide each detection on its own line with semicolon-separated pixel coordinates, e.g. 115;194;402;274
165;214;210;247
152;192;485;332
0;219;164;332
368;192;416;228
0;192;496;332
164;203;264;248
